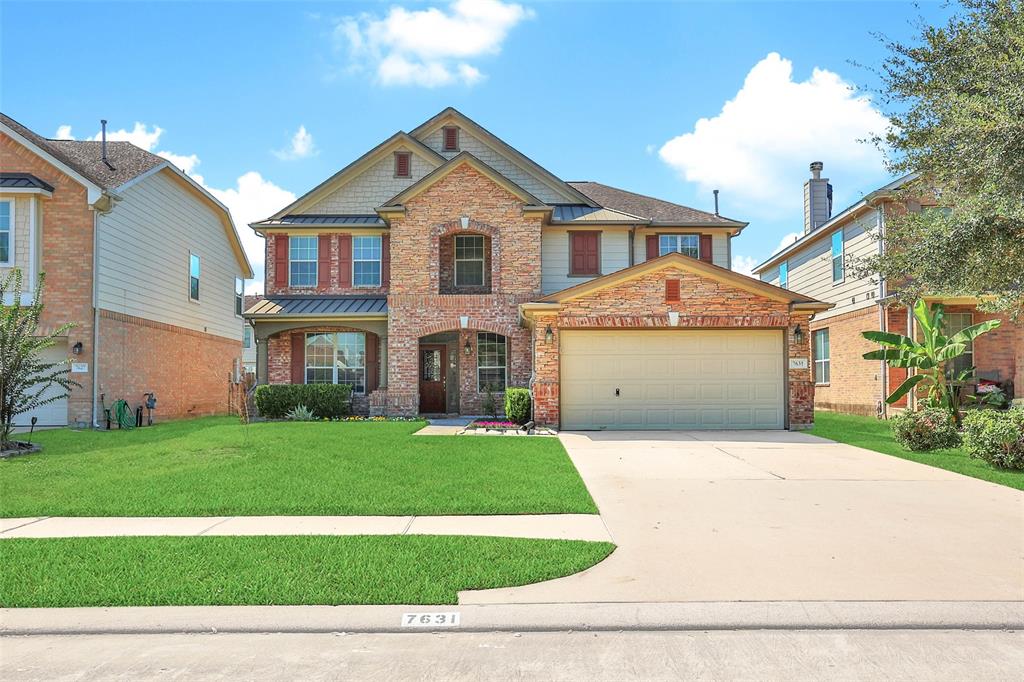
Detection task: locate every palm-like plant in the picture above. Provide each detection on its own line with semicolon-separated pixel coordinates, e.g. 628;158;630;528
861;299;1001;420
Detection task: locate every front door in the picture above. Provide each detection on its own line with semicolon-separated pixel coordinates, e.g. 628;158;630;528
419;345;447;414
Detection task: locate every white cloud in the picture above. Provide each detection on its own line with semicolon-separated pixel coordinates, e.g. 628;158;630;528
274;125;317;160
54;125;74;140
336;0;533;87
731;255;759;277
158;151;201;175
658;53;888;217
773;231;802;254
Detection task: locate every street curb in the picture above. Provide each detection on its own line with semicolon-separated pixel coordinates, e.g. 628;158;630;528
2;601;1022;635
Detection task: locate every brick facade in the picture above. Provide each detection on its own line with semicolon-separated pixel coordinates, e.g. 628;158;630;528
810;306;886;416
265;232;389;298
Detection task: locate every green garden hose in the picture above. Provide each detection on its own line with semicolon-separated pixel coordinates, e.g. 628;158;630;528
111;399;135;430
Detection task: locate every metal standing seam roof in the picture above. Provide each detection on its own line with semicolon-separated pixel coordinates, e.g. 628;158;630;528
278;215;386;225
551;204;646;223
0;173;55;192
245;296;388;317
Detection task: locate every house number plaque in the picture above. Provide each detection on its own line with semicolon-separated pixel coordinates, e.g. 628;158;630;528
788;358;809;369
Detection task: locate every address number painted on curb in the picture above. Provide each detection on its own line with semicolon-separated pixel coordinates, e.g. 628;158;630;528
402;612;461;627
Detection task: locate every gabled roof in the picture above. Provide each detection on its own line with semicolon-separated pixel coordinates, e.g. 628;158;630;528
567;181;746;227
410;107;596;207
537;251;830;310
267;132;445;221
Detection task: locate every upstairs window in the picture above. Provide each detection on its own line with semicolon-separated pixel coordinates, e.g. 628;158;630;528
779;261;789;289
569;231;600;276
477;332;507;391
289;236;318;287
353;235;382;287
814;329;831;384
0;200;11;265
235;278;244;315
394;151;411;178
189;253;201;301
455;234;485;287
659;234;699;259
831;231;844;283
442;126;459;151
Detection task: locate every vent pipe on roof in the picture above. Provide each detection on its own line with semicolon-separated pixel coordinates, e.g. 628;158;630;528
713;189;720;216
100;119;115;171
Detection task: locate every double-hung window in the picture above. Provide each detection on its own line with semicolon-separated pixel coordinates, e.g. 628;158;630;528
353;235;382;287
234;278;244;315
945;312;974;379
455;234;485;287
779;261;789;289
0;200;11;265
189;253;201;301
659;234;700;259
305;332;367;394
243;326;253;349
814;329;831;384
289;236;318;287
831;231;844;283
477;332;507;391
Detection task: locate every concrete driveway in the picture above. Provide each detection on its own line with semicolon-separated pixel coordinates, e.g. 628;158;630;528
462;430;1024;603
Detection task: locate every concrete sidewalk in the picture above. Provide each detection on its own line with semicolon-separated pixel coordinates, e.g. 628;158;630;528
0;514;610;542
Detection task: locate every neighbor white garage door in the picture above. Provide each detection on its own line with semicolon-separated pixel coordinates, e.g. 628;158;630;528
560;329;785;430
13;341;69;428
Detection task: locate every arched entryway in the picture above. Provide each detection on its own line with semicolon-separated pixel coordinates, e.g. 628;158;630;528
416;327;511;415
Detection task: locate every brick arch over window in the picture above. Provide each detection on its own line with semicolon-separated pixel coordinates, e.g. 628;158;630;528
431;218;502;293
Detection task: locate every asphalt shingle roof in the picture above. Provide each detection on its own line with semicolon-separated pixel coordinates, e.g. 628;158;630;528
567;181;744;225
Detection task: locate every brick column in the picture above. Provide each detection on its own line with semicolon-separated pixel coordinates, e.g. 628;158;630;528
788;312;815;429
531;313;560;427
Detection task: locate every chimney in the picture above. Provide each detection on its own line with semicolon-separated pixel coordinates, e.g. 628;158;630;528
100;119;115;170
713;189;720;216
803;161;832;233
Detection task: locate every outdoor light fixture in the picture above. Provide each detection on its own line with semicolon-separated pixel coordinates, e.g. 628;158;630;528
464;339;472;355
460;215;470;230
544;325;554;344
72;341;83;355
794;324;804;343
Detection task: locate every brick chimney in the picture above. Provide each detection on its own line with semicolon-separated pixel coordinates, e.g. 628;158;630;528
803;161;833;233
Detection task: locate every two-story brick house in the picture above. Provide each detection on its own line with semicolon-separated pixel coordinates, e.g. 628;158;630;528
246;108;829;430
753;163;1022;416
1;113;253;427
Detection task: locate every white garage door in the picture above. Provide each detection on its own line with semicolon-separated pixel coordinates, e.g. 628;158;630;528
560;330;785;430
13;341;69;428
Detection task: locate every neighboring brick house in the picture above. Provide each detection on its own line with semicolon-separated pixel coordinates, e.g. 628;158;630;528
1;113;253;427
753;163;1023;417
246;108;829;430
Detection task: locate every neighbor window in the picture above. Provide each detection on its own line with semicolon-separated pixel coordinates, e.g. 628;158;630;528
831;231;844;283
455;234;485;287
243;326;253;349
779;261;789;289
394;151;411;178
945;312;974;379
189;253;201;301
289;236;318;287
659;234;700;259
814;329;831;384
235;278;244;315
0;200;11;265
477;332;507;391
305;332;366;394
353;235;382;287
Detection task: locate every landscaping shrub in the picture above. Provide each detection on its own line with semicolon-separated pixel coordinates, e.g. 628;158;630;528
254;384;352;419
890;408;961;451
504;388;531;424
961;409;1024;470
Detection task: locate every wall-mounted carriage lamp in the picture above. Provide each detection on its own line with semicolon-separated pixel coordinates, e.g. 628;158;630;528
544;325;554;344
464;339;473;356
72;341;84;355
793;324;804;344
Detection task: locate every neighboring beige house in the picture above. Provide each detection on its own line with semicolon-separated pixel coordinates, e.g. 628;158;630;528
1;113;253;427
242;294;262;380
753;163;1022;416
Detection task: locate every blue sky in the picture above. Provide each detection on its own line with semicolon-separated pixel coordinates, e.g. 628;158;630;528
1;1;951;291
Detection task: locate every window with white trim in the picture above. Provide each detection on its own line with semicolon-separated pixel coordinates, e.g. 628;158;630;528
353;235;382;287
235;278;244;315
289;236;318;287
455;234;485;287
189;253;201;301
814;329;830;384
0;200;11;265
945;312;974;379
305;332;366;393
477;332;507;391
779;261;789;289
243;326;253;349
831;231;844;283
659;234;699;259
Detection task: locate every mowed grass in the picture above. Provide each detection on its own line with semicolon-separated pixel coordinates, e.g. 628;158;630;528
0;418;597;516
0;535;615;607
810;410;1024;490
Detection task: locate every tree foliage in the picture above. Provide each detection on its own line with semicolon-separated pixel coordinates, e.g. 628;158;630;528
863;0;1024;317
0;271;78;448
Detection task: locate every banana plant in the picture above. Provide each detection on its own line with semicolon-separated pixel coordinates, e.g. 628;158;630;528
861;300;1001;420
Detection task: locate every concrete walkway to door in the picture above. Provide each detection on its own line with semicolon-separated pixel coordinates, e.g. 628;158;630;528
462;430;1024;604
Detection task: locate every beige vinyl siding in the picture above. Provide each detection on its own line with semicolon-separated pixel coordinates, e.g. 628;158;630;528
420;127;575;204
541;228;630;295
773;209;881;321
96;169;246;340
306;146;435;214
0;195;35;282
632;230;730;269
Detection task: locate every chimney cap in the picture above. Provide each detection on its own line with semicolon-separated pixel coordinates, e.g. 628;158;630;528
809;161;824;172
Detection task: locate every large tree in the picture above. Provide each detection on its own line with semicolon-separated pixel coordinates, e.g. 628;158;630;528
863;0;1024;317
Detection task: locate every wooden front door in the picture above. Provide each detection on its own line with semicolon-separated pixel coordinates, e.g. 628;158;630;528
419;345;447;414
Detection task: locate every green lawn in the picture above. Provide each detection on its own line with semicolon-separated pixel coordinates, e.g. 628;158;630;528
0;418;597;516
809;411;1024;490
0;535;614;607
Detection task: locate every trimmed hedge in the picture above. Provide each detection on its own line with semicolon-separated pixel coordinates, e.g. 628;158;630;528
504;387;531;424
254;384;353;420
961;409;1024;470
890;408;961;451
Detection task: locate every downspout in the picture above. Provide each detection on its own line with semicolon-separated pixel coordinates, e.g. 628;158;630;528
91;207;101;428
628;225;636;267
876;206;887;417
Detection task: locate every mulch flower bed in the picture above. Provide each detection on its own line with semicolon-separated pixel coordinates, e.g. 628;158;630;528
0;441;43;459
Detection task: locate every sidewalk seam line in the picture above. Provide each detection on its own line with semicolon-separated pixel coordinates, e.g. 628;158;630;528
0;516;52;535
197;518;234;536
401;516;416;535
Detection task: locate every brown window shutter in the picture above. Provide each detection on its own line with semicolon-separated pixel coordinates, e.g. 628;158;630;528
290;333;305;384
699;234;713;262
395;152;411;177
646;234;659;261
318;234;331;287
365;331;379;392
275;235;288;287
570;232;599;275
337;234;352;287
443;126;459;151
381;234;390;286
665;279;681;302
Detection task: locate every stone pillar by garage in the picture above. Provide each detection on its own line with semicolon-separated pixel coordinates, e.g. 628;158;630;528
531;313;560;428
787;312;816;429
